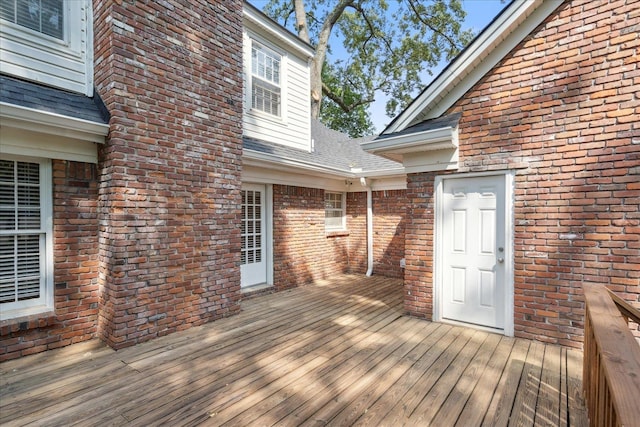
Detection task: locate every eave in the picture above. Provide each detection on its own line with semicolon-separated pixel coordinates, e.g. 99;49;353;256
0;102;109;143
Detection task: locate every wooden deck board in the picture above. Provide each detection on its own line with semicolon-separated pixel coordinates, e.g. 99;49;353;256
0;275;588;426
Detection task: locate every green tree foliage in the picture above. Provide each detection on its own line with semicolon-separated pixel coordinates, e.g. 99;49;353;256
261;0;475;137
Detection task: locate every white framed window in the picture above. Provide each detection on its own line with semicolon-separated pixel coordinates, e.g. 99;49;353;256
251;40;282;117
325;192;346;231
0;0;64;40
0;156;53;321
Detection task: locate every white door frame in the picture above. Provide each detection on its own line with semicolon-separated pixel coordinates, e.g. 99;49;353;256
433;171;515;336
240;183;273;288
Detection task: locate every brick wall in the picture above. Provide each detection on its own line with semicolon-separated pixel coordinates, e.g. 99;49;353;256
0;161;100;361
273;186;349;289
405;0;639;347
93;0;244;349
347;190;407;278
272;186;406;290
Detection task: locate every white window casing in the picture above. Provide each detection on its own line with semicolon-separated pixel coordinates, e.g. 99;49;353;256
325;191;346;231
250;40;283;118
0;155;53;321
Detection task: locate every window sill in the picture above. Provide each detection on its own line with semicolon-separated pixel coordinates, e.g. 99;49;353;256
0;310;57;334
326;230;349;238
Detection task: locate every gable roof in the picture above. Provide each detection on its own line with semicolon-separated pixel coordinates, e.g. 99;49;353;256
243;119;403;178
382;0;563;135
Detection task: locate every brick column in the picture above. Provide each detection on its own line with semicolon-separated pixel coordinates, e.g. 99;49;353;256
93;0;243;349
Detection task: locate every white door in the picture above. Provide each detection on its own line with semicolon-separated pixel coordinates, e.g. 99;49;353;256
440;175;506;330
241;184;266;288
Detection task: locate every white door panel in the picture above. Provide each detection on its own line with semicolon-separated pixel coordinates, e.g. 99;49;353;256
441;175;506;330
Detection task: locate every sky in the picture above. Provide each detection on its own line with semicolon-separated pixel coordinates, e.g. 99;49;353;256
247;0;509;133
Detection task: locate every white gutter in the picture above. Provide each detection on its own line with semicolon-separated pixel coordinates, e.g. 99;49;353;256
0;102;109;143
360;177;374;277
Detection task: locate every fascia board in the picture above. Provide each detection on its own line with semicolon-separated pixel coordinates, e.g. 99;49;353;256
243;149;354;178
0;102;109;143
362;126;456;155
243;5;315;59
243;149;406;179
385;0;556;134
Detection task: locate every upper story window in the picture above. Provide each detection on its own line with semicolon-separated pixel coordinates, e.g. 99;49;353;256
251;41;281;117
325;192;346;231
0;0;64;40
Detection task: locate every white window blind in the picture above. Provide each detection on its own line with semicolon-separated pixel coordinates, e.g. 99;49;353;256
0;158;50;315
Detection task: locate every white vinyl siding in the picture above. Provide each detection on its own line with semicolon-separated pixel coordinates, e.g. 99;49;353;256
0;0;93;95
325;192;346;231
0;156;53;320
243;31;311;151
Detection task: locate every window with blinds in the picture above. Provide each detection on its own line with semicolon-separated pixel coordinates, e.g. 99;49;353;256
251;41;281;117
0;158;49;315
0;0;64;40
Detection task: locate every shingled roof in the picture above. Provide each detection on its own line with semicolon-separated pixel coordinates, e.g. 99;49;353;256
0;74;109;124
243;119;403;176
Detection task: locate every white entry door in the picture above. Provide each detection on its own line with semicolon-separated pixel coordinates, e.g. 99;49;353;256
439;174;507;331
241;184;266;288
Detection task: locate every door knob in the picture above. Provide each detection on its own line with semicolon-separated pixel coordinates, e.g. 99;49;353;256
497;257;504;263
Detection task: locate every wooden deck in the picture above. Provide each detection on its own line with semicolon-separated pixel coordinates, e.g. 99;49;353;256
0;275;587;426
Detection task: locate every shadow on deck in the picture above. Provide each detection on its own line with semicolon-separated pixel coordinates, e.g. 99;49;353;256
0;274;587;426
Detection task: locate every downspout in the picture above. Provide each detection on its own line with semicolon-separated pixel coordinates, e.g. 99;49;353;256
360;177;374;276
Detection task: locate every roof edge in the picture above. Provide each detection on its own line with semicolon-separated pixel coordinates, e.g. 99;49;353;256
383;0;561;134
243;2;315;59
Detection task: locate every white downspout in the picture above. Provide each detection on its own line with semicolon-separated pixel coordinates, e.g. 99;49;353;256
360;177;374;276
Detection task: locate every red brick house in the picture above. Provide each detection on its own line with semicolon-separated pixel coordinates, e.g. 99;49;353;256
1;0;637;362
0;0;405;360
363;0;639;347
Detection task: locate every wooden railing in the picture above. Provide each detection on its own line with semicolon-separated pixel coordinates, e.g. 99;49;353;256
582;284;640;427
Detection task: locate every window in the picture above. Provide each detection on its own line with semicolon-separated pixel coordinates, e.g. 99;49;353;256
251;41;281;116
0;157;53;320
325;192;346;231
0;0;64;40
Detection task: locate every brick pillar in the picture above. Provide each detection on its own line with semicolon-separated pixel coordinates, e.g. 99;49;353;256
93;0;243;349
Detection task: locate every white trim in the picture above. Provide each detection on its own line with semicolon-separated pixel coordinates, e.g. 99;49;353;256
384;0;560;133
240;183;273;288
244;149;359;178
243;3;315;60
362;125;459;172
362;126;457;154
0;126;99;163
0;102;109;143
433;170;515;337
324;191;347;232
265;184;274;286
